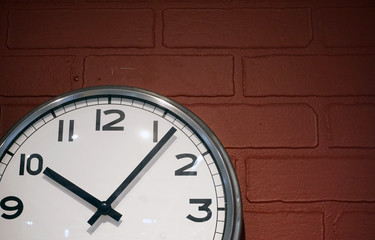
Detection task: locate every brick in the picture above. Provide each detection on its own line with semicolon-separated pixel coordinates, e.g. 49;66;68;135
328;104;375;148
189;104;317;148
335;212;375;240
84;55;234;96
243;55;375;96
244;212;323;240
246;158;375;202
7;9;154;49
165;0;229;1
88;0;148;2
163;8;312;48
321;8;375;47
9;0;74;2
0;105;37;138
0;56;73;96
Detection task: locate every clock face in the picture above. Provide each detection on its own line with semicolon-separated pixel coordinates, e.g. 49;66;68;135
0;86;242;240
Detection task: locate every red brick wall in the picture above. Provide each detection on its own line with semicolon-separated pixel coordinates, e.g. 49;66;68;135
1;0;375;239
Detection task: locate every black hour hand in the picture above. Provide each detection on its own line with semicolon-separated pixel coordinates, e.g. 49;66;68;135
43;167;122;222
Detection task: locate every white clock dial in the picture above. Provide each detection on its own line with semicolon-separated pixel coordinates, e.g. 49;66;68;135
0;86;242;240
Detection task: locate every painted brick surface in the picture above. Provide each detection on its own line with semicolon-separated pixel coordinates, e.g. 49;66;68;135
328;104;375;148
8;0;74;2
244;212;323;240
87;0;149;2
335;212;375;240
7;9;154;49
0;105;37;137
0;56;74;96
321;8;375;47
243;55;375;96
189;104;317;148
246;158;375;202
163;8;312;48
84;55;234;96
0;1;375;239
166;0;229;1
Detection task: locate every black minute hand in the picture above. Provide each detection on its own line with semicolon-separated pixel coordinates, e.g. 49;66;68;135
87;126;177;225
43;167;122;222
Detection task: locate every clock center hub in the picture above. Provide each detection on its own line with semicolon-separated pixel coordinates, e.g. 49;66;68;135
99;202;112;215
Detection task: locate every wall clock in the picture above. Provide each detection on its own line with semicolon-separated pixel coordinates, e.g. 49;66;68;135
0;86;242;239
